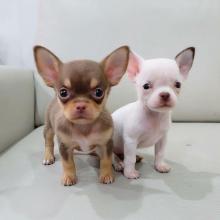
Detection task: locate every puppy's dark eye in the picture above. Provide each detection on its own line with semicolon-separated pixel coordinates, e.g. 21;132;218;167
175;81;181;89
59;88;69;98
93;88;104;98
143;83;150;90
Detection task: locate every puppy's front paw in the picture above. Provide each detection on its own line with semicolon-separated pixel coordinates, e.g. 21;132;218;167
62;174;77;186
43;154;55;165
155;162;171;173
124;169;140;179
99;173;114;184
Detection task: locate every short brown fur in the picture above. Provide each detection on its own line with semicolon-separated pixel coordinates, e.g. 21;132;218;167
34;45;129;185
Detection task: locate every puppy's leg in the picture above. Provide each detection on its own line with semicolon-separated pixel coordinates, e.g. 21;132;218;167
59;143;77;186
43;125;55;165
113;153;143;172
112;153;124;172
99;140;114;184
113;152;143;172
123;138;140;179
154;134;171;173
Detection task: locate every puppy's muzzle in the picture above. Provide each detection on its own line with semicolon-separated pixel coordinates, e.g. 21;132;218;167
75;102;87;114
160;92;170;102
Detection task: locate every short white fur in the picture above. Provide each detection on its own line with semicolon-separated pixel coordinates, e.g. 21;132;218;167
112;47;195;179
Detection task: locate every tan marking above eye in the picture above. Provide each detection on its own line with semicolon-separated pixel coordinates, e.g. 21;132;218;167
64;79;71;88
90;78;99;89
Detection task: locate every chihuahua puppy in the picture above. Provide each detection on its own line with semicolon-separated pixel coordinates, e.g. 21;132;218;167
34;45;129;185
112;47;195;179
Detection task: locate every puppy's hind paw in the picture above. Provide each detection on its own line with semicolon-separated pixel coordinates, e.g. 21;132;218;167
155;162;171;173
113;161;124;172
136;155;143;163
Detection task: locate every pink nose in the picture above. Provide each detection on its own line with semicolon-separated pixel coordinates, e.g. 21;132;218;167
76;103;86;112
160;92;170;101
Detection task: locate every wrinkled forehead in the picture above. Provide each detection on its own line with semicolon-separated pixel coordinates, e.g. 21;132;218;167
59;60;108;92
137;58;181;84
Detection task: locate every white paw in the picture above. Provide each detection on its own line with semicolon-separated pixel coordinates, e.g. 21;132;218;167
124;169;140;179
155;162;171;173
113;161;124;172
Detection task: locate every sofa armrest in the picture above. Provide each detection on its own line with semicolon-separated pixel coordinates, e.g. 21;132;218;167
0;66;35;153
34;72;54;126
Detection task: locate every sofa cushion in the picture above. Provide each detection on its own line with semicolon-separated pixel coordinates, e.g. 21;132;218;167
0;66;35;153
0;123;219;219
34;72;54;126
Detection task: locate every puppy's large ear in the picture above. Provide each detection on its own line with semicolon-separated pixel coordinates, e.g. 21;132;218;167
33;45;62;87
127;51;144;81
101;46;129;86
175;47;195;80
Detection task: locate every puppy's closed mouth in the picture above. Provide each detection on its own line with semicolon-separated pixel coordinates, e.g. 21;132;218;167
150;104;173;112
75;114;87;118
72;110;90;118
151;103;173;109
73;115;91;120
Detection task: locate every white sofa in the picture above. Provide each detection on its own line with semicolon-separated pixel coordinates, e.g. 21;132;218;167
0;1;220;219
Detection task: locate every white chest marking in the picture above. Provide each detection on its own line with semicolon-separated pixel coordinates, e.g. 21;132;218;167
137;116;170;148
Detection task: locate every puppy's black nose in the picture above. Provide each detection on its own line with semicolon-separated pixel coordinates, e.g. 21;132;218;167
160;92;170;101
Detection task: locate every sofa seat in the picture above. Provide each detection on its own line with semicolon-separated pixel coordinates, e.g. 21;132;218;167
0;123;220;220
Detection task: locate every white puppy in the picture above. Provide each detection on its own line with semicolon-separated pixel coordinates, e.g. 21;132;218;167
112;47;195;179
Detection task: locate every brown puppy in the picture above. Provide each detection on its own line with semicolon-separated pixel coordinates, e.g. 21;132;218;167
34;45;129;186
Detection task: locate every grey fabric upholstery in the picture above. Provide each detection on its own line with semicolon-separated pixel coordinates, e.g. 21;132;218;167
34;72;54;126
0;66;35;153
0;124;219;219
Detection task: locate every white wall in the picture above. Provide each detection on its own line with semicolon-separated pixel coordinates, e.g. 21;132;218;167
0;0;38;67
